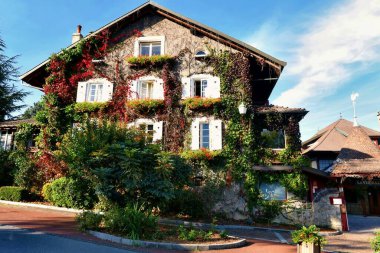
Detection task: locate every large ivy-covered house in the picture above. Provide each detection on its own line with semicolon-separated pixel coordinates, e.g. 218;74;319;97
19;2;318;225
21;3;307;150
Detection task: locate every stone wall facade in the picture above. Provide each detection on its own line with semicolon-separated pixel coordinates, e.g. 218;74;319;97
212;184;343;231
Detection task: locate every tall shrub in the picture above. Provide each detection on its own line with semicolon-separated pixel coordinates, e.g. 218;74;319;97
59;120;191;208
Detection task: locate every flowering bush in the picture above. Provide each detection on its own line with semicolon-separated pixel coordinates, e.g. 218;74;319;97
126;55;175;68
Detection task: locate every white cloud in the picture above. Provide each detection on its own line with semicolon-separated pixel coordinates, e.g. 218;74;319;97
273;0;380;107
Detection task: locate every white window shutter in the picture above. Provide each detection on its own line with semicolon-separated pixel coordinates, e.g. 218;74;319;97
191;120;200;150
181;77;191;98
210;119;223;150
154;78;165;99
130;80;138;99
102;82;114;102
153;121;163;142
76;82;87;102
206;77;220;98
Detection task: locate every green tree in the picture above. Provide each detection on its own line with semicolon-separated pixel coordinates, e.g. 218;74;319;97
0;36;27;120
22;101;44;119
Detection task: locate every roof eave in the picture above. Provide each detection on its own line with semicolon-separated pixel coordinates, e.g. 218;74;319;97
20;1;286;88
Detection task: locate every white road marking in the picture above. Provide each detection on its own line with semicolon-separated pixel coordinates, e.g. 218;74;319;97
274;232;288;244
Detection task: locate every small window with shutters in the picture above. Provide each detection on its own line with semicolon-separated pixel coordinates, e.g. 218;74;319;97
138;81;154;99
139;123;154;143
77;78;113;103
193;79;208;97
86;83;103;102
200;123;210;149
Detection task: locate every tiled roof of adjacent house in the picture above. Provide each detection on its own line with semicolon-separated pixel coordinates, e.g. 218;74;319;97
0;118;36;128
302;119;380;154
255;105;308;115
331;126;380;178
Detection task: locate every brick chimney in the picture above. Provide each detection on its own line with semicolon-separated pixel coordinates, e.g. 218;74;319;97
72;25;83;44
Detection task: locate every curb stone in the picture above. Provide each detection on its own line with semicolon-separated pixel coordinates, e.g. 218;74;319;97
159;218;342;237
88;230;247;251
0;200;83;214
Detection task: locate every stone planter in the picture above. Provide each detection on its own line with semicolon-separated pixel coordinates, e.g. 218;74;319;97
297;242;321;253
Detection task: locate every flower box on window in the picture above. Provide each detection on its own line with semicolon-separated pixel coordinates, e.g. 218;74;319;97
126;99;165;117
181;97;222;112
126;55;175;68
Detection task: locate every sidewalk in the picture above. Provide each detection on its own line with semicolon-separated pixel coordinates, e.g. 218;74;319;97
0;203;297;253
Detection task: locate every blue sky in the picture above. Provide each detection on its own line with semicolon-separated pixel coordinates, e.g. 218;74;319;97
0;0;379;140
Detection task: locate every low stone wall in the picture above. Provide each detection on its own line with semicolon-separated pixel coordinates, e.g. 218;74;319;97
212;184;342;230
274;188;342;230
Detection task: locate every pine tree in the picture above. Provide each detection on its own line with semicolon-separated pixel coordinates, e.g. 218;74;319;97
0;36;27;121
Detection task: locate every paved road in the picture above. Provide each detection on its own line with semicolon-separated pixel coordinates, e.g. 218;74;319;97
0;225;136;253
0;204;297;253
324;215;380;253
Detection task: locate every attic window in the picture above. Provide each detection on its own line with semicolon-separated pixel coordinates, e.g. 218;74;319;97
134;36;165;57
195;50;207;58
140;42;161;56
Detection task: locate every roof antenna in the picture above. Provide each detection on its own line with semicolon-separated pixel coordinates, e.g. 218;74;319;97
339;112;342;119
351;92;359;127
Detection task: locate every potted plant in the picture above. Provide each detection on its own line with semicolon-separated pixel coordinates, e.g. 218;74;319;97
371;231;380;253
291;225;326;253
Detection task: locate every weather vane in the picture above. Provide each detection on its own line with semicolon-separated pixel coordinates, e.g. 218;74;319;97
350;92;359;126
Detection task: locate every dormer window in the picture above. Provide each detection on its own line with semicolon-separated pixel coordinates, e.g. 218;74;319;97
140;42;161;56
134;36;165;57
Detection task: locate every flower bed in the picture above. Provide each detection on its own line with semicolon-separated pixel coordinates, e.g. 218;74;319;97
76;207;245;250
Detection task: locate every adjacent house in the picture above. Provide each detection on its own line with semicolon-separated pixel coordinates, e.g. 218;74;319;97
302;118;380;172
303;118;380;217
0;119;36;150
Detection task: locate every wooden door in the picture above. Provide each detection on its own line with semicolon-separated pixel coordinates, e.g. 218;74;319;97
369;188;380;215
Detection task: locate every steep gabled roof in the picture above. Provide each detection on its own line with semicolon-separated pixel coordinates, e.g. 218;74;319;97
337;126;380;160
20;1;286;89
302;119;380;154
331;126;380;178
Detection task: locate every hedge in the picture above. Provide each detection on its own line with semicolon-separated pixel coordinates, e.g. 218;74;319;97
0;186;28;201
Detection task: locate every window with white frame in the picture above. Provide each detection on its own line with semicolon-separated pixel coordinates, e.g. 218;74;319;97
140;42;162;56
86;83;103;102
0;130;12;150
139;123;154;143
194;79;208;97
200;123;210;149
134;36;165;57
259;182;287;200
138;81;154;99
